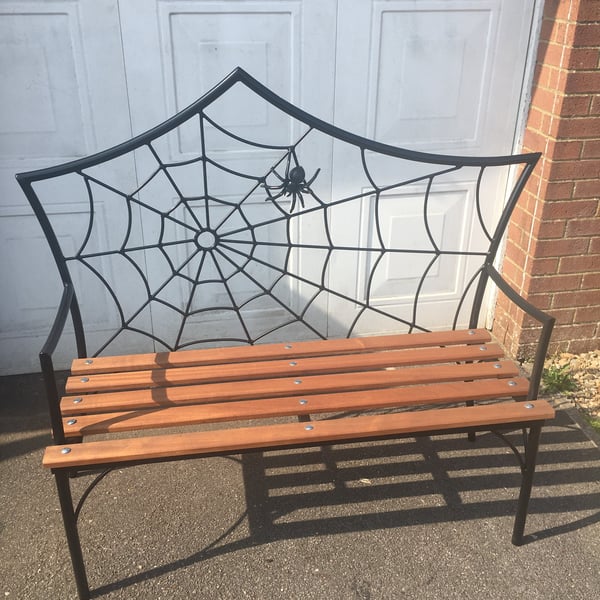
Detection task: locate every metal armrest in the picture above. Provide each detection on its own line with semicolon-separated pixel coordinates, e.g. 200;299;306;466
486;264;555;400
39;283;78;444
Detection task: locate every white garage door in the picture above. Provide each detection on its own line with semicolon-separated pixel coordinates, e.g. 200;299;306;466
0;0;538;374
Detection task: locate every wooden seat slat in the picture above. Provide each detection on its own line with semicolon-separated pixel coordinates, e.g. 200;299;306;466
65;342;504;394
61;359;520;416
70;328;492;375
45;400;554;469
63;377;530;436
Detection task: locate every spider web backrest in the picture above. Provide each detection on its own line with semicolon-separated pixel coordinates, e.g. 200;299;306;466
18;68;539;357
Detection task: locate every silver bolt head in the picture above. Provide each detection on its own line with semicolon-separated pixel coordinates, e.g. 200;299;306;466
508;380;517;386
294;379;302;384
84;359;93;365
468;330;475;335
80;377;89;383
479;345;487;351
61;448;71;454
299;399;308;405
285;344;292;349
73;397;82;404
67;419;77;425
289;361;297;366
524;403;535;409
494;363;502;369
304;425;314;431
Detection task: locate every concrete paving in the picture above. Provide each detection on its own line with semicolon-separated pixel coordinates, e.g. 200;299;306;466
1;371;599;600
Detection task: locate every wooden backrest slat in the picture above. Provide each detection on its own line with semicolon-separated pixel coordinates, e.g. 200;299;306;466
61;359;520;416
66;342;504;394
45;400;554;469
70;329;491;375
64;377;530;436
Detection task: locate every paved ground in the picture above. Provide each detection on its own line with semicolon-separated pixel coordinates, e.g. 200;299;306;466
1;371;599;600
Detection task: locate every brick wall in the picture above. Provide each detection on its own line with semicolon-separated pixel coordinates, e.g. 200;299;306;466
494;0;600;358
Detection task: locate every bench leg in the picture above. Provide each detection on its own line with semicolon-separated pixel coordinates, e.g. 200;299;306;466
511;424;542;546
55;471;90;600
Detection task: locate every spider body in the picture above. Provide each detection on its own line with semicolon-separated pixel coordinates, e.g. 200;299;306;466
264;153;320;213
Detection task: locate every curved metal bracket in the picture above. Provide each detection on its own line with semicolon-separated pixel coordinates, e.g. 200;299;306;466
74;468;113;522
490;429;527;472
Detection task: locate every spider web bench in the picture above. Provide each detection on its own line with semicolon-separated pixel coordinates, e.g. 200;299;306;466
17;68;555;600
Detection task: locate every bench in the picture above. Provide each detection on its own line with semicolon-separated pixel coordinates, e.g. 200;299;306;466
17;68;555;600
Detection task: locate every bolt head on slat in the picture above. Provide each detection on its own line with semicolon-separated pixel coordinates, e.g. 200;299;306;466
524;403;534;409
479;345;487;351
80;377;89;383
299;399;308;405
285;344;292;349
61;448;71;454
508;380;517;386
289;361;297;366
304;425;314;431
494;363;502;369
468;330;475;335
67;419;77;425
73;397;82;404
84;359;93;365
294;379;302;384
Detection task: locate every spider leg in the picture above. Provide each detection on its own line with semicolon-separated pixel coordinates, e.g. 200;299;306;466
305;168;321;187
297;191;305;210
265;188;286;203
288;192;297;213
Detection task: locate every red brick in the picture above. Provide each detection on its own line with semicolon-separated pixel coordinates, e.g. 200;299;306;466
568;48;600;70
565;218;600;236
551;323;596;341
532;86;559;113
559;253;600;273
567;338;600;353
543;199;597;219
574;179;600;197
575;306;600;323
551;159;599;181
536;237;589;258
560;95;592;117
581;272;600;289
528;274;581;293
590;238;600;253
582;140;600;159
542;181;574;201
577;2;600;22
573;23;600;47
546;307;575;325
526;292;553;310
558;116;600;138
552;289;600;308
531;257;559;275
551;140;583;159
536;219;566;238
566;71;600;93
590;94;600;114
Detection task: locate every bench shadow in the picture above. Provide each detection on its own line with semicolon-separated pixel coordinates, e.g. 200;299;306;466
92;409;600;598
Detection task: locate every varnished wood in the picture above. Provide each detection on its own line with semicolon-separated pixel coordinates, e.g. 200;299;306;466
70;328;491;375
61;359;520;416
66;342;505;394
63;377;529;436
44;400;554;469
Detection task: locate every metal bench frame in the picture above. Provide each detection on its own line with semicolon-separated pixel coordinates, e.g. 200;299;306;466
17;68;555;600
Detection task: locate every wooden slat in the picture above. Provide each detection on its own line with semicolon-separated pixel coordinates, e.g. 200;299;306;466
61;359;520;416
66;342;505;394
63;377;530;436
45;400;554;469
71;329;492;375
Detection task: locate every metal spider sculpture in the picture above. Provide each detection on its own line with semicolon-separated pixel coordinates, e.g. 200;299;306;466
263;152;320;213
